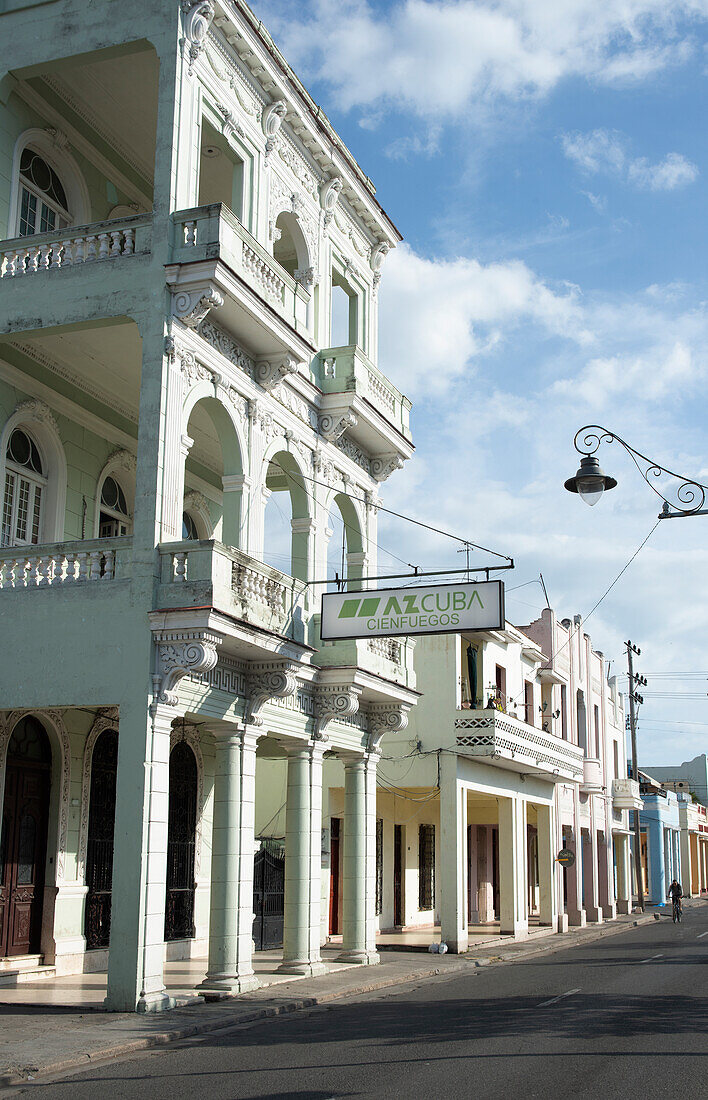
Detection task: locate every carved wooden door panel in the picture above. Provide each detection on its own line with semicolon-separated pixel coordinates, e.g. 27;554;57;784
0;764;49;957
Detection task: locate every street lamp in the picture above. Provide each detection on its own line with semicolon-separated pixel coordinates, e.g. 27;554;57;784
565;425;708;519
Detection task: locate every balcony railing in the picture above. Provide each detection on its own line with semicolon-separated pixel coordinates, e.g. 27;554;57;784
170;205;310;336
158;540;308;640
454;709;584;783
318;344;412;440
0;537;132;588
611;778;643;811
0;213;152;278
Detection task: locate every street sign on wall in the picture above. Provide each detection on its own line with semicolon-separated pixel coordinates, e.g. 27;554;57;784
557;847;575;867
320;580;505;641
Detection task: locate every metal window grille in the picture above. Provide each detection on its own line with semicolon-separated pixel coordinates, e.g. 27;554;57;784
375;818;383;915
418;824;435;910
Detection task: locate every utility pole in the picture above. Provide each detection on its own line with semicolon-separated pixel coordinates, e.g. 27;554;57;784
626;640;646;912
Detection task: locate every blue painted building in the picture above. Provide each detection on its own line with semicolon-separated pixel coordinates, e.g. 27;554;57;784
639;772;682;906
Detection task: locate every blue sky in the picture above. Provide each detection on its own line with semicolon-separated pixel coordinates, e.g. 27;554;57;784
254;0;708;766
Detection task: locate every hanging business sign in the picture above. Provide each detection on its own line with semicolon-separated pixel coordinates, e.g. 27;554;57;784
320;580;505;641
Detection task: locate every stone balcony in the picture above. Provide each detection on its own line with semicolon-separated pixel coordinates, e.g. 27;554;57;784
581;757;604;794
0;213;152;279
317;345;413;453
312;614;416;690
167;204;313;360
611;777;643;811
454;709;584;783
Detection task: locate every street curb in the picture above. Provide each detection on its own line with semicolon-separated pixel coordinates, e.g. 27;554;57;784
0;910;674;1090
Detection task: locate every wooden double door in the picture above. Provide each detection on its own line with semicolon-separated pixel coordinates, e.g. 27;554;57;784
0;759;50;957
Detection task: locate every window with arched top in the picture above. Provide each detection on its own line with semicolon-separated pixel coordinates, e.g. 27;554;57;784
182;511;200;540
2;428;47;547
99;476;131;538
18;148;71;237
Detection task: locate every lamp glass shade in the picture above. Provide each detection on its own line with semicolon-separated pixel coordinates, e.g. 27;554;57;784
577;476;605;506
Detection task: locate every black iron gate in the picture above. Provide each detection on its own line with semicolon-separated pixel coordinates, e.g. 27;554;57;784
165;741;197;941
252;844;285;950
84;729;118;949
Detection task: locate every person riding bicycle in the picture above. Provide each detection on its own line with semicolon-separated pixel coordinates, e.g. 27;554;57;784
668;879;682;916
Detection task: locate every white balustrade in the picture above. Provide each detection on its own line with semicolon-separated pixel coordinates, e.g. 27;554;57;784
242;242;286;306
367;636;402;664
1;218;147;278
0;546;119;588
367;371;396;414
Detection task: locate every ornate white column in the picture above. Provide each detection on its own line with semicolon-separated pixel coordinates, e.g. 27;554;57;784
616;832;632;914
222;473;250;550
159;336;187;542
106;701;175;1013
537;803;558;929
337;753;379;965
278;742;327;975
585;820;603;923
198;726;260;997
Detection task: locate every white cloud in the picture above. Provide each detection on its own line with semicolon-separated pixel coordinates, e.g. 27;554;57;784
582;190;607;212
563;128;699;191
256;0;708;121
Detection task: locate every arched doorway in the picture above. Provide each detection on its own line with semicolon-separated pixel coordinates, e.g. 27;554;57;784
0;716;51;957
84;728;118;950
164;741;197;942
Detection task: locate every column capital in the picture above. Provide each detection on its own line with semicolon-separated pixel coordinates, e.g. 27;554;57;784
222;473;251;493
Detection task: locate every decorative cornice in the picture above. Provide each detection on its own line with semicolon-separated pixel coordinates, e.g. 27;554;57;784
246;662;300;726
314;684;362;741
371;453;404;482
319;410;358;443
7;341;138;424
153;628;222;707
172;287;224;328
255;353;299;392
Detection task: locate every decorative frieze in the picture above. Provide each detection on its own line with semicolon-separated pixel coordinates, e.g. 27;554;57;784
277;133;321;199
197;319;255;379
188;656;248;697
335;435;372;476
14;398;59;437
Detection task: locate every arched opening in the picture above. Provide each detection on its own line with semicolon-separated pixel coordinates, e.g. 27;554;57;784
326;492;364;590
2;427;47;547
182;511;200;540
0;408;67;545
165;741;198;942
185;396;244;548
17;148;71;236
84;728;118;950
98;475;131;538
273;212;309;280
0;716;51;957
263;451;310;581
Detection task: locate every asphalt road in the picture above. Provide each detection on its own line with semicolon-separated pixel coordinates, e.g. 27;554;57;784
14;903;708;1100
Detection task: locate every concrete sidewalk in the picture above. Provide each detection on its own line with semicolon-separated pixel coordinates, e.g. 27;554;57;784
0;910;661;1089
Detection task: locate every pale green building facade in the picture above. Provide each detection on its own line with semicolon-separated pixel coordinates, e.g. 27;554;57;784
0;0;417;1012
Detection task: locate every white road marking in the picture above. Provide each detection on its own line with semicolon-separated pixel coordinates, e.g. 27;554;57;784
697;931;708;938
639;953;664;963
537;987;581;1007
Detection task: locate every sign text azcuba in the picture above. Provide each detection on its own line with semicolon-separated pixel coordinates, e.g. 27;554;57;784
320;580;505;640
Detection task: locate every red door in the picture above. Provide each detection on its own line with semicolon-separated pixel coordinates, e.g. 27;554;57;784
1;755;50;957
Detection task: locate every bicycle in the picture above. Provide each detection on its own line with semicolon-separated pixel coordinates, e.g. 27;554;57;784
672;896;682;923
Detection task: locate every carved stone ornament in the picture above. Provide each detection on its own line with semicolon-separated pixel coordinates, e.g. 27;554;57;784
182;0;215;75
367;703;410;750
44;126;70;151
255;353;299;391
198;320;255;379
106;447;137;472
262;99;287;163
371;242;390;296
371;453;405;482
216;102;245;145
173;287;224;328
320;177;343;235
246;662;300;726
319;410;358;443
314;684;362;741
154;629;221;706
14;398;59;437
294;266;317;290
